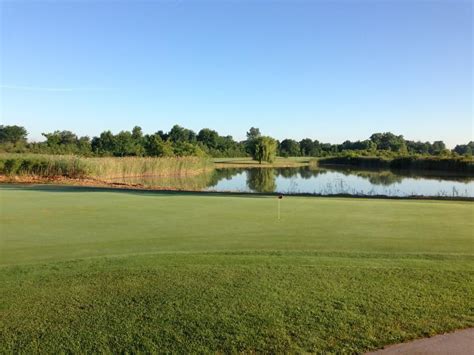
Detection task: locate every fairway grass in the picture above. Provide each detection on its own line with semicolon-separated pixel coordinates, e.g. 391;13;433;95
1;185;473;353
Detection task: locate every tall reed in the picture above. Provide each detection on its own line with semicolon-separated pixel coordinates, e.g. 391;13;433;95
87;156;213;180
0;154;214;179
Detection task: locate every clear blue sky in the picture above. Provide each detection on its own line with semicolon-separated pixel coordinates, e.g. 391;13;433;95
0;0;472;147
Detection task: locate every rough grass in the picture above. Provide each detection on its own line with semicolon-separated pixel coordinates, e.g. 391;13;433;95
0;153;213;180
1;186;473;353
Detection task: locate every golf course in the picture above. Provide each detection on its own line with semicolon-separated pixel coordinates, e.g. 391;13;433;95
1;185;473;353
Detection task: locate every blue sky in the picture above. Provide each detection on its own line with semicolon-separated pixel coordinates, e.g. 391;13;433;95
0;0;472;147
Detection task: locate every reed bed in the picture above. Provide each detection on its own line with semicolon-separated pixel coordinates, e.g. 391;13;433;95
0;154;89;178
0;154;214;180
87;156;213;179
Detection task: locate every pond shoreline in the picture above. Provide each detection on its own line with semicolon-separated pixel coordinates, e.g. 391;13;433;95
2;178;473;202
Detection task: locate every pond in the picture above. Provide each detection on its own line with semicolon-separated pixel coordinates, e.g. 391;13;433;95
114;166;474;198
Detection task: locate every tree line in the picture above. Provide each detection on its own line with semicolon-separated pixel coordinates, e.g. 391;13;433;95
1;124;473;161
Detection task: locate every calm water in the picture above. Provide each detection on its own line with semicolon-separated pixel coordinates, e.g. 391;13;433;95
116;166;474;197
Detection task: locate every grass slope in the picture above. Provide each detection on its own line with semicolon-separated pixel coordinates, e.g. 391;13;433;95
1;185;473;353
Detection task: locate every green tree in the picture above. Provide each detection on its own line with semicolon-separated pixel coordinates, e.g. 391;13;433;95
169;125;196;143
370;132;406;152
114;131;135;156
246;127;261;141
0;125;28;144
244;127;261;156
197;128;219;149
144;134;174;157
91;131;116;155
252;136;277;164
173;141;206;157
453;142;474;156
279;139;300;157
42;130;78;146
430;141;446;155
299;138;313;156
131;126;146;156
77;136;92;155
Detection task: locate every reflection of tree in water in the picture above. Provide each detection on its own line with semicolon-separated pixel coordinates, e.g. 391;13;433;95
360;172;403;186
275;168;298;178
207;168;243;188
298;167;328;179
324;167;402;186
274;167;328;179
326;166;473;184
247;168;276;193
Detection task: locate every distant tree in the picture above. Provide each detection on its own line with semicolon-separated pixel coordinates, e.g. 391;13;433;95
168;125;196;143
156;130;168;141
320;143;333;155
430;141;446;155
77;136;92;155
130;126;145;156
173;141;206;157
131;126;144;144
252;136;277;164
245;127;262;156
357;140;376;152
144;134;173;157
216;135;236;150
310;140;323;156
453;142;474;156
299;138;314;156
279;139;300;157
246;127;261;141
0;125;28;144
92;131;116;155
340;140;353;151
406;141;430;154
42;130;78;146
114;131;136;156
370;132;407;152
197;128;219;149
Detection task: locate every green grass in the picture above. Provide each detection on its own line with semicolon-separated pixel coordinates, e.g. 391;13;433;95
1;186;473;353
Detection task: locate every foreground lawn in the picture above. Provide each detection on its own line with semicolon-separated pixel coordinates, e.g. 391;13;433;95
0;185;473;353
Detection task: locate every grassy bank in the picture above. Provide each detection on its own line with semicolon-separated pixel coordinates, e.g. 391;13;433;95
214;156;316;168
0;154;213;180
1;186;473;352
318;156;474;173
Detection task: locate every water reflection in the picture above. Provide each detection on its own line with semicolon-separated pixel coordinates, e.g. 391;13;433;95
208;167;474;197
113;166;474;197
247;169;276;193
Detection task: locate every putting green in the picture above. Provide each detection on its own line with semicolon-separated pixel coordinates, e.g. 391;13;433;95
1;185;473;353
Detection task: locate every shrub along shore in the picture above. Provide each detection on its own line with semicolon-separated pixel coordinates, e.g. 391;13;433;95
318;156;474;174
